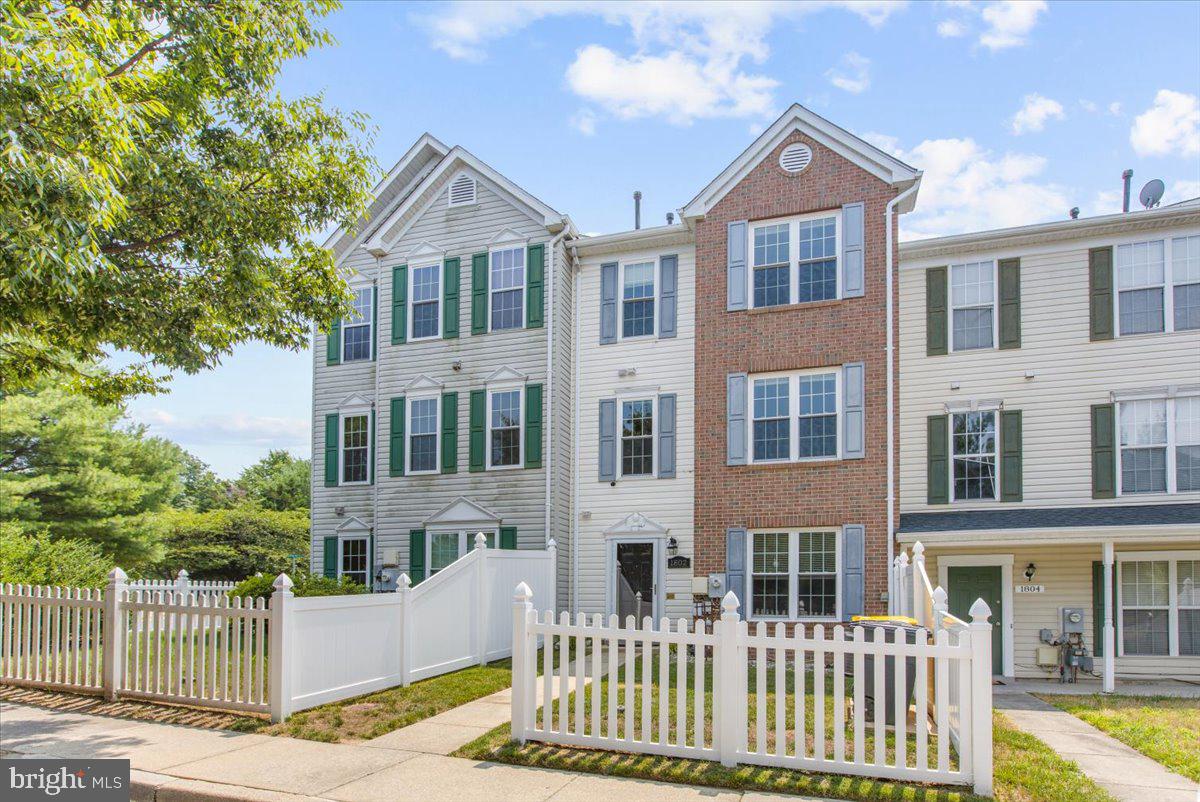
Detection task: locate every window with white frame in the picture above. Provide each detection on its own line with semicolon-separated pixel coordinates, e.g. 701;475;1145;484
1180;559;1200;656
410;263;441;340
427;529;498;576
407;396;439;474
620;399;654;476
490;247;525;331
341;413;369;484
488;389;522;468
951;410;997;501
622;261;655;337
749;213;839;309
1116;240;1165;335
1177;396;1200;492
1119;395;1200;495
339;537;369;585
950;261;995;351
748;530;839;620
751;370;840;463
1119;554;1200;657
343;287;373;361
1174;235;1200;331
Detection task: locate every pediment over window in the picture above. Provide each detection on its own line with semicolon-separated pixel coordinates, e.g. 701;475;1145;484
424;496;501;528
404;374;445;393
488;227;528;247
335;516;371;534
605;513;669;537
484;366;526;385
338;393;374;411
405;241;445;262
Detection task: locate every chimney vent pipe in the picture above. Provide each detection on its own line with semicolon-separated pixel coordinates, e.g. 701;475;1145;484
1122;169;1133;213
633;191;642;229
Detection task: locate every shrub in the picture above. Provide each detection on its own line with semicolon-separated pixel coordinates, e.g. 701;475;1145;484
230;571;367;600
0;527;112;587
153;507;308;582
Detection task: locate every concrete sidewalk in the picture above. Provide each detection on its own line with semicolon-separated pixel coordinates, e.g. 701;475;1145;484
995;691;1199;802
0;701;820;802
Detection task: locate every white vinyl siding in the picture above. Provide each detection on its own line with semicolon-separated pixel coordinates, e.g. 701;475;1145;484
343;287;374;362
749;211;840;309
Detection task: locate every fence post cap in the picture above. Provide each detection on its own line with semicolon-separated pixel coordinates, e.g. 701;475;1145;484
912;541;925;559
397;572;412;590
176;569;189;580
897;551;909;567
474;531;488;550
272;573;294;593
720;590;740;615
932;585;947;607
513;581;533;602
107;567;128;583
969;598;992;623
546;538;556;551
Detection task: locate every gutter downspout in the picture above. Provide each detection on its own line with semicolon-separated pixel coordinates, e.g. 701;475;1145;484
545;227;572;551
570;245;581;615
372;253;383;590
885;181;920;612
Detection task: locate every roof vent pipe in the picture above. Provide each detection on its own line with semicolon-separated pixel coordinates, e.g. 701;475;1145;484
666;212;674;225
634;191;642;230
1122;169;1133;213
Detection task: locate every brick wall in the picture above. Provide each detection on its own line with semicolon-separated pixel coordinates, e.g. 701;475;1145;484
693;130;901;615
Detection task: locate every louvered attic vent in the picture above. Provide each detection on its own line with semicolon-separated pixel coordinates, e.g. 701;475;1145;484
448;173;476;207
779;143;813;173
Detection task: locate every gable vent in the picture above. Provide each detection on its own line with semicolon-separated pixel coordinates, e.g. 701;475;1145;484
448;172;476;207
779;143;813;174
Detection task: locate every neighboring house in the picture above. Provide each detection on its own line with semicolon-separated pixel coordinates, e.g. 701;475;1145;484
311;134;575;607
897;200;1200;684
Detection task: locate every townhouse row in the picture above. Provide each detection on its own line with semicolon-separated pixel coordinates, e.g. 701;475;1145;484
309;105;1200;685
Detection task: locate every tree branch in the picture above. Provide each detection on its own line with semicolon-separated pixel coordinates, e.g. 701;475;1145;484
100;229;182;256
106;32;176;79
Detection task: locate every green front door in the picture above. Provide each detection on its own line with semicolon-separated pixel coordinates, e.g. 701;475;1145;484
947;565;1004;675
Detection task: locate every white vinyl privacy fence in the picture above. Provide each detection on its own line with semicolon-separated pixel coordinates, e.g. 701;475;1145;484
510;575;994;796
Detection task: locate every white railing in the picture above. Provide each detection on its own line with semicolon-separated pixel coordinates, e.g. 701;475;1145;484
129;571;237;599
0;585;105;693
512;580;994;796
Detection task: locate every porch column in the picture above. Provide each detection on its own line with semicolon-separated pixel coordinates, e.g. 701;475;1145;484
1103;541;1115;693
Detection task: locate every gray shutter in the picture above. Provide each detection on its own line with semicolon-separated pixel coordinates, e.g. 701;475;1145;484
841;524;865;617
600;262;618;344
727;372;748;465
657;393;676;478
598;398;616;481
659;255;678;338
727;221;748;311
841;202;865;298
842;362;865;459
725;527;747;610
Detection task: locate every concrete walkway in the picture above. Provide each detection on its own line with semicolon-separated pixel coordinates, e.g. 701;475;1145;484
995;691;1199;802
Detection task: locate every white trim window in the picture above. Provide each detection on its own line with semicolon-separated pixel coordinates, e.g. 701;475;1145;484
487;388;523;469
950;261;995;351
428;529;497;576
490;246;525;331
1116;240;1166;335
1117;395;1200;495
339;537;369;585
343;287;374;361
340;412;369;484
749;211;840;309
409;263;441;341
620;398;654;476
951;410;997;501
750;369;840;463
1173;235;1200;331
407;395;440;474
621;261;656;338
747;529;840;620
1118;553;1200;657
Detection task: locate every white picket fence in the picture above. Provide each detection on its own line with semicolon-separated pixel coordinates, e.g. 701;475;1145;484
510;577;994;795
129;571;237;599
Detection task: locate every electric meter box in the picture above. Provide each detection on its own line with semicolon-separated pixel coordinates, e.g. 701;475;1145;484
1061;607;1086;634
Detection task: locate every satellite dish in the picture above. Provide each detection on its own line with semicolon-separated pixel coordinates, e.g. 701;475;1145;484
1139;179;1165;209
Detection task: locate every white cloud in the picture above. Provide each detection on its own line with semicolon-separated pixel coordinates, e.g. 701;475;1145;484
979;0;1047;50
133;408;309;451
570;108;597;136
1130;89;1200;157
1010;93;1064;134
936;19;966;38
1108;101;1122;116
1078;99;1097;113
825;52;871;94
1166;179;1200;204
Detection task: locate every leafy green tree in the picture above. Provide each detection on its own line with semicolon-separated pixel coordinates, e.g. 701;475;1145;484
153;507;309;581
0;381;182;566
0;526;112;588
1;1;376;401
237;450;309;511
173;450;239;512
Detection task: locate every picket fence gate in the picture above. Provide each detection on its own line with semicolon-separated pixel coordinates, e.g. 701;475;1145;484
510;576;994;796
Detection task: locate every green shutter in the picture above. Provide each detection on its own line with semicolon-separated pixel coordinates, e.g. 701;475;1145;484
441;392;458;473
1091;403;1116;498
392;265;408;345
471;252;488;335
1000;409;1022;502
326;319;341;364
389;397;405;477
368;535;375;589
369;408;376;485
998;258;1021;349
443;257;460;338
526;244;545;329
409;530;426;585
323;536;337;578
324;414;339;486
926;266;948;356
469;389;486;472
499;526;517;550
524;383;543;468
927;414;949;504
370;285;378;360
1089;247;1114;341
1091;561;1118;657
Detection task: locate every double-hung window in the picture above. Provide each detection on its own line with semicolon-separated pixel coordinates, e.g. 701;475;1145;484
951;410;997;501
488;389;522;468
1118;554;1200;657
1119;395;1200;495
950;261;995;350
339;538;369;585
1116;240;1165;335
749;212;840;308
1173;235;1200;331
340;413;369;484
490;247;525;331
410;263;441;340
427;529;498;576
750;370;840;463
748;530;839;620
343;288;373;361
407;396;439;474
620;399;654;476
621;262;655;337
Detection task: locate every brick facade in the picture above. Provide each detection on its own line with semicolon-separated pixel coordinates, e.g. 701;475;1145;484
693;130;901;616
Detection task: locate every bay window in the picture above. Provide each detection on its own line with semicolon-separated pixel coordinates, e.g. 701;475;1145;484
1118;554;1200;657
951;410;997;501
748;530;839;620
750;370;840;463
490;246;525;331
343;287;374;361
1118;395;1198;495
950;261;995;351
410;263;441;340
749;212;839;309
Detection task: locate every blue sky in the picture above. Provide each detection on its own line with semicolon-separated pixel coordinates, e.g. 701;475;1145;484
125;0;1200;477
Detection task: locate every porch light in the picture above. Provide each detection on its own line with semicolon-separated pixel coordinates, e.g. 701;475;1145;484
1024;562;1037;581
667;537;678;557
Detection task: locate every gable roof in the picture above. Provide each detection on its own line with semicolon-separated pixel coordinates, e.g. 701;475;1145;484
682;104;922;220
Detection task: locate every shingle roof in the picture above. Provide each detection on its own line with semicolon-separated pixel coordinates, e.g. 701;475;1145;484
898;503;1200;533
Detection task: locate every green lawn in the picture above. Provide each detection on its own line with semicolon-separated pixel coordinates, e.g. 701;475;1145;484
1036;694;1200;783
